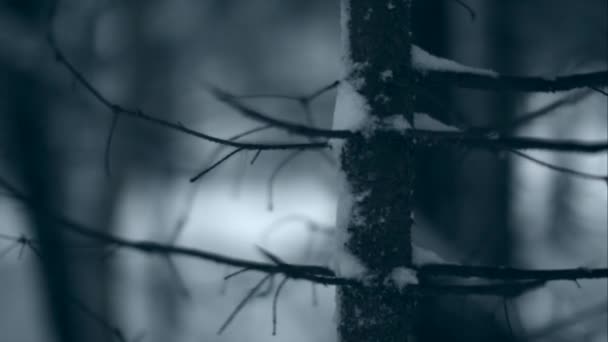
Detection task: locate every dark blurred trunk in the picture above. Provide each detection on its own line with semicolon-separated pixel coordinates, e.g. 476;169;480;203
412;1;518;341
446;0;515;268
2;2;119;342
3;3;80;342
7;67;81;342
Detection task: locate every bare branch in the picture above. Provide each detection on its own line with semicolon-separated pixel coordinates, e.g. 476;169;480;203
70;296;128;342
509;150;608;182
272;277;290;336
503;89;592;132
208;85;353;139
46;32;327;151
217;274;272;334
450;0;476;21
527;300;607;340
418;69;608;92
412;130;608;153
590;86;608;96
1;175;606;296
190;147;245;182
267;150;305;211
418;264;608;281
104;113;120;177
163;255;191;299
235;80;339;104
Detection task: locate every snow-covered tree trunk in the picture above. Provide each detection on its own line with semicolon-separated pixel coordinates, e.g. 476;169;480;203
334;1;417;341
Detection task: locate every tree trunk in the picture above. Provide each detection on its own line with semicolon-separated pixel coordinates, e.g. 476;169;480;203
336;1;417;341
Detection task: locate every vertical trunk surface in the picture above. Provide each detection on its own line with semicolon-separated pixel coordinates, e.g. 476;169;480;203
337;1;417;342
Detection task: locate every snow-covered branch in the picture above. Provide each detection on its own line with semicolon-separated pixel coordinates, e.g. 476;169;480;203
413;46;608;92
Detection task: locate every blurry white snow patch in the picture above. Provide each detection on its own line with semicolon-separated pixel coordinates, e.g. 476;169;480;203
413;243;447;265
413;113;461;131
330;172;368;280
412;45;498;77
391;267;418;289
380;69;393;81
382;115;411;131
329;247;368;279
379;113;461;132
332;79;370;132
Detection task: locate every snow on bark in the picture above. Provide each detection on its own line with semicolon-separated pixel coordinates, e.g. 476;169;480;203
366;113;461;133
331;0;372;329
332;80;372;133
333;0;372;135
413;244;447;265
412;45;499;77
390;267;419;290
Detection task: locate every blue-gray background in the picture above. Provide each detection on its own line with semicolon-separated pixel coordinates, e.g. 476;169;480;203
0;1;606;341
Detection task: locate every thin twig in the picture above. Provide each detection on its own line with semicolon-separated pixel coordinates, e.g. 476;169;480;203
272;277;290;336
503;89;592;132
503;299;515;339
450;0;476;21
1;176;607;293
225;268;253;280
590;86;608;96
250;150;263;164
267;150;305;211
104;113;120;177
217;274;272;334
208;85;352;139
190;147;245;182
418;264;608;281
417;69;608;92
46;29;327;151
411;130;608;153
510;149;608;182
163;255;191;299
70;296;128;342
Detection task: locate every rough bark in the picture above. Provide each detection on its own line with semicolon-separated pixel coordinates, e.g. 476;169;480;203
337;1;417;342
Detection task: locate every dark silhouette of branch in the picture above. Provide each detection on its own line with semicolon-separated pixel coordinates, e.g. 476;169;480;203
163;255;191;299
234;80;339;104
418;264;608;281
217;274;273;334
190;147;245;182
70;296;128;342
448;0;476;20
267;150;305;211
272;276;290;336
503;89;592;132
46;31;327;151
411;130;608;153
502;300;516;339
46;23;607;155
526;300;608;340
233;83;338;166
170;124;275;245
231;124;274;140
208;85;353;139
104;113;120;177
509;150;608;182
250;150;263;164
1;175;607;296
225;268;254;280
590;86;608;96
417;69;608;92
0;241;19;258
